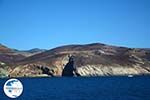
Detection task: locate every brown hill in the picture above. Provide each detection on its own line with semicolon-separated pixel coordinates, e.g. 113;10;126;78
0;44;46;77
9;43;150;77
0;44;26;65
0;44;46;65
0;44;12;53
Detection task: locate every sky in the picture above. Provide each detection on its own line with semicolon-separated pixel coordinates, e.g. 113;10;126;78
0;0;150;50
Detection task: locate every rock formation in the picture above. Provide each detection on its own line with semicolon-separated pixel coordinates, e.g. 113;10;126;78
62;56;76;76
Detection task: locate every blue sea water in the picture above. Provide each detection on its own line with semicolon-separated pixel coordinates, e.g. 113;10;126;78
0;76;150;100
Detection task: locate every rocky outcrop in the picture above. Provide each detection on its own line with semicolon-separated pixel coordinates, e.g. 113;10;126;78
76;64;150;76
0;61;9;78
62;56;76;76
9;64;59;77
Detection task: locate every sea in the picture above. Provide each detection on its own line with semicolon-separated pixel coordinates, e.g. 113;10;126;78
0;76;150;100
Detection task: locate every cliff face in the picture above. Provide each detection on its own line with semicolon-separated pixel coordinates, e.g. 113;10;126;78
1;43;150;77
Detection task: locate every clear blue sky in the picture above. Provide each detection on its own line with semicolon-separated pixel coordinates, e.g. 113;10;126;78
0;0;150;50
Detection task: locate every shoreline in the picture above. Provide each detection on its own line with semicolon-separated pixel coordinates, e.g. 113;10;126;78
1;74;150;79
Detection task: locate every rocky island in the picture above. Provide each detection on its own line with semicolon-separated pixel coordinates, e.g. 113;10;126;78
0;43;150;78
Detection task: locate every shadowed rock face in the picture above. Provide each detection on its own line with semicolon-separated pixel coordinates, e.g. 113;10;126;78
62;56;75;76
1;43;150;77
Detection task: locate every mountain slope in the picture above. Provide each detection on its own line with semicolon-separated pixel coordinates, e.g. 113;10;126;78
0;44;12;53
12;48;46;57
0;44;47;77
0;44;26;65
9;43;150;77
